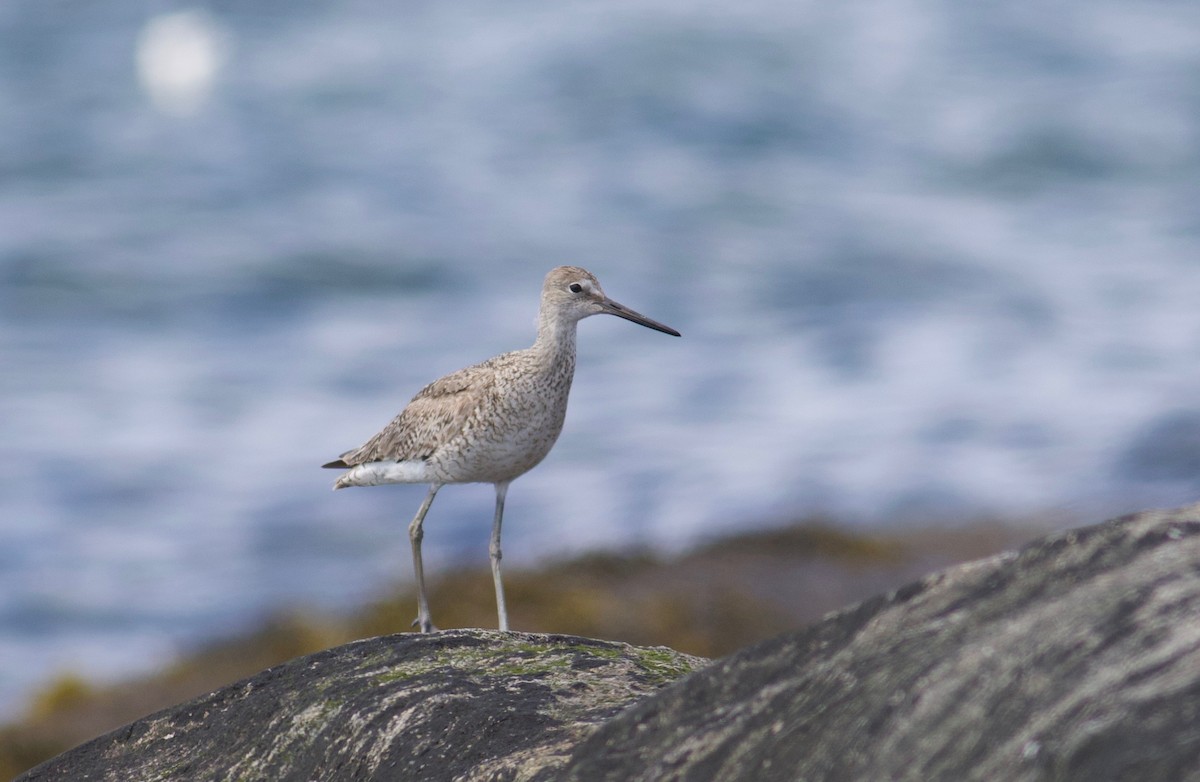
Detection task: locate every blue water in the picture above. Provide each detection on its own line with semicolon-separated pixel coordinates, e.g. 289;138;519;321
2;0;1200;713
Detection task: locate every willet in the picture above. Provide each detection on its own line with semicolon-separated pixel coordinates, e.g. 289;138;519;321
323;266;680;632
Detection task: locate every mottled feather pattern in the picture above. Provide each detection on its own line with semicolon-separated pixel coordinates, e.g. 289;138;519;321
334;345;576;483
336;361;491;466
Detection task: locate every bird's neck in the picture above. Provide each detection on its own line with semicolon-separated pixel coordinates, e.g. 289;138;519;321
532;312;579;363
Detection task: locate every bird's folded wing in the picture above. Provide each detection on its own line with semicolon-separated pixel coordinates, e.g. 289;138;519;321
334;361;497;466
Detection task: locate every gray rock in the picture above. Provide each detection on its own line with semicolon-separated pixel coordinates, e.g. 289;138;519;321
17;631;706;782
554;503;1200;781
22;504;1200;782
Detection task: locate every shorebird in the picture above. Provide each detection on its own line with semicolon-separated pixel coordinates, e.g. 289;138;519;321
323;266;680;632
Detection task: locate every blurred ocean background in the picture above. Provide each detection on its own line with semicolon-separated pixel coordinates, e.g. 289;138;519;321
2;0;1200;714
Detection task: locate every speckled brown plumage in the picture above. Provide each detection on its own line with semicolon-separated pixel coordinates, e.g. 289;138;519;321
325;342;576;486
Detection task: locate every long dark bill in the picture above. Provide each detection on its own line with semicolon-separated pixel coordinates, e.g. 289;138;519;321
600;298;682;337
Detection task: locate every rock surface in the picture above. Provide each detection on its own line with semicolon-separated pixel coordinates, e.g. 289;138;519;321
17;631;705;782
553;503;1200;781
21;503;1200;782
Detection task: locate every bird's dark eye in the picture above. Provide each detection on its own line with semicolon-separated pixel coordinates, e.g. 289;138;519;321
569;283;583;293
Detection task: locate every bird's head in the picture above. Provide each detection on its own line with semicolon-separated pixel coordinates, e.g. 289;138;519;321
541;266;680;336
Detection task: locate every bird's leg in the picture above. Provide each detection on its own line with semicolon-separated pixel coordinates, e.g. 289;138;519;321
408;484;441;633
490;481;511;631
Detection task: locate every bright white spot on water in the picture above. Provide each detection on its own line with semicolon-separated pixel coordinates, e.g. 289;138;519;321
135;10;227;115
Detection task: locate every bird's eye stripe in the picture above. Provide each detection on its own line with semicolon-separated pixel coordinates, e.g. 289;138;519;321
569;283;583;293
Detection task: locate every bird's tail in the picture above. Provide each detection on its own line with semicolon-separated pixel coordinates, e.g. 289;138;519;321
323;458;352;490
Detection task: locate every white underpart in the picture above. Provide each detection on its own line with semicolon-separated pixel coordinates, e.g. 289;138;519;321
334;460;434;489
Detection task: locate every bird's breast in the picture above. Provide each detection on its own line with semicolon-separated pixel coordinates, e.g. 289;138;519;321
429;358;574;484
